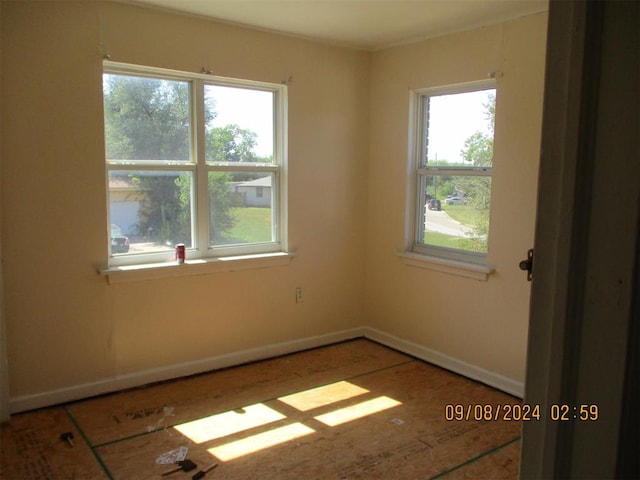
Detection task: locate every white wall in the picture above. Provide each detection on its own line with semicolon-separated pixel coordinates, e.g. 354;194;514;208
1;1;547;411
1;1;369;408
365;14;547;385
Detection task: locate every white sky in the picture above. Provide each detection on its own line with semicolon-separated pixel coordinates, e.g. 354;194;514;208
206;85;274;158
427;89;494;164
204;85;493;162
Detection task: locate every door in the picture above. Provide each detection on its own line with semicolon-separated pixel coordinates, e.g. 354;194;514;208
519;1;639;478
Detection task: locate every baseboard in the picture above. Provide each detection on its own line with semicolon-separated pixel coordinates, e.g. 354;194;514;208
9;327;366;414
10;325;523;413
363;327;524;398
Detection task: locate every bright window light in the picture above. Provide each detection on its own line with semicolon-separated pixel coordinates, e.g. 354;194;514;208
103;64;287;268
410;81;496;265
207;423;315;461
278;381;369;412
313;396;402;427
173;403;285;444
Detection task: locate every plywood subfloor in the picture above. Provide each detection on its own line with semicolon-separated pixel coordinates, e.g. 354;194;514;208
1;339;523;479
0;407;108;479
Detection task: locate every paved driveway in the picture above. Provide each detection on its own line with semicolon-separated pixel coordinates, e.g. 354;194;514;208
425;210;473;237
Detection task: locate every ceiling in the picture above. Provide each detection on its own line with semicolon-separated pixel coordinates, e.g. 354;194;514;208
126;0;548;51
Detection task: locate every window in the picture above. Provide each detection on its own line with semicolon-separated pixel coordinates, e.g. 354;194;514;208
103;63;287;266
409;80;495;266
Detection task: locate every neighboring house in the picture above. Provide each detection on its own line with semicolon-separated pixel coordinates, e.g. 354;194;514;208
108;176;143;236
109;173;270;236
234;176;272;207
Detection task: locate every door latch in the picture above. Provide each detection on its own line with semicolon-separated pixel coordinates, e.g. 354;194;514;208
519;248;534;281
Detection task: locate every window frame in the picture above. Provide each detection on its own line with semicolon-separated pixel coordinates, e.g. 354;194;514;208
103;61;287;267
407;79;495;267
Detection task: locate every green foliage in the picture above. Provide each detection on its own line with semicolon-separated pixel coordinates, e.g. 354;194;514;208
425;176;455;199
208;172;237;243
484;92;496;134
130;173;191;245
455;176;491;253
207;124;262;163
103;75;193;161
104;74;265;247
454;92;495;252
460;132;493;167
423;91;495;254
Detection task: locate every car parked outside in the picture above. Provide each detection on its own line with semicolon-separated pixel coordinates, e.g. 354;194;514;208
110;224;130;253
428;198;441;211
445;196;467;205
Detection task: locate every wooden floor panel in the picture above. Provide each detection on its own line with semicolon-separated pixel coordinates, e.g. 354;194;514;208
0;407;108;479
69;339;411;447
438;440;521;479
1;340;522;479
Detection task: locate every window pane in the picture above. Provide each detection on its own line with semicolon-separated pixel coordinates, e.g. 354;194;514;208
108;171;193;255
103;74;191;162
205;85;274;163
209;172;274;246
425;89;495;167
421;175;491;254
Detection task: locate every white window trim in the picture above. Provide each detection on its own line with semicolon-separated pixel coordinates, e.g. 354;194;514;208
100;252;295;284
397;251;494;281
102;61;288;273
405;79;496;277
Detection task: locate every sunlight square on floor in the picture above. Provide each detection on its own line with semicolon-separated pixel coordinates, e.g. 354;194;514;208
207;423;315;461
278;380;369;411
173;403;286;444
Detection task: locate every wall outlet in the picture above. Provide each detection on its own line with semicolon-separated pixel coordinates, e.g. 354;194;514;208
295;287;304;303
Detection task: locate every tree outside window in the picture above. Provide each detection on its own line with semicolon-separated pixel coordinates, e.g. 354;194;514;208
103;66;284;265
413;82;496;264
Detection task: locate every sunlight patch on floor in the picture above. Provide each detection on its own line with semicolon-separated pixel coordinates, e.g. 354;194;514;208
278;381;369;411
314;396;402;427
174;403;285;444
207;423;315;461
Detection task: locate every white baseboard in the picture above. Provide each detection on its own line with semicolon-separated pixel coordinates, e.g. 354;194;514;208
9;327;366;414
9;325;523;413
363;327;524;398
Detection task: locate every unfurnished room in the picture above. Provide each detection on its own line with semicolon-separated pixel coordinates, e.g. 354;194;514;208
0;1;638;479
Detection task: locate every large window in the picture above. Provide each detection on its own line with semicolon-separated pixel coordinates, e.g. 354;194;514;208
410;80;495;265
103;63;286;266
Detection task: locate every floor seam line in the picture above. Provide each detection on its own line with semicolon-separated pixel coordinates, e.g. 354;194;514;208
341;358;417;383
92;429;161;449
64;404;115;480
426;434;521;479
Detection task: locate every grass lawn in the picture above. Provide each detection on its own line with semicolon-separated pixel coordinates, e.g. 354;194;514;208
226;207;272;243
442;204;477;228
423;231;466;249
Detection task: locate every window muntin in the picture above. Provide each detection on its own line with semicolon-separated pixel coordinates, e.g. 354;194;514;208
103;63;286;266
412;82;495;264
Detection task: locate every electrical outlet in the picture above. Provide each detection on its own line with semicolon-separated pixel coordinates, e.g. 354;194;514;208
295;287;304;303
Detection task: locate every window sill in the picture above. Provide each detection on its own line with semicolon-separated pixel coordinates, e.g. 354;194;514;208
397;251;494;281
100;252;294;284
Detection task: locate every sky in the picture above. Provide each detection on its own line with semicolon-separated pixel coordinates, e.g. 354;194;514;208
204;84;493;162
206;85;274;158
427;89;494;164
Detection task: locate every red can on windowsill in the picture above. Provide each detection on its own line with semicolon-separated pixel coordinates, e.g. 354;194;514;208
175;244;186;264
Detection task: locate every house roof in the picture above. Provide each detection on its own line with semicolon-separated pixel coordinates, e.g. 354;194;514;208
237;176;272;188
109;177;137;190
